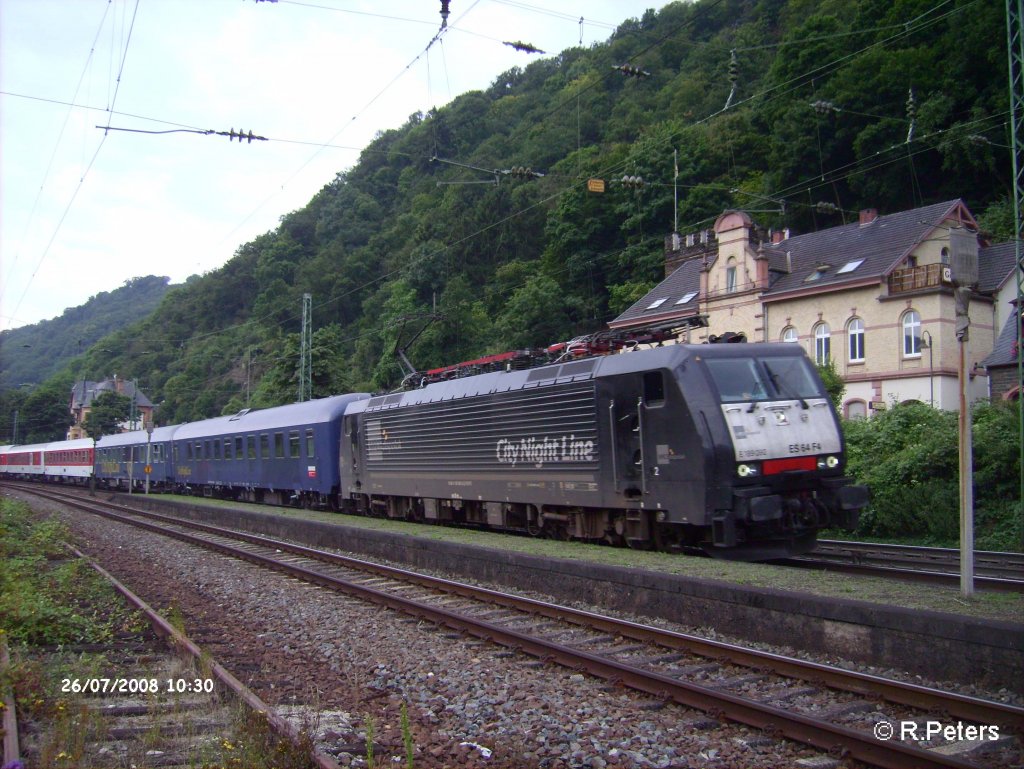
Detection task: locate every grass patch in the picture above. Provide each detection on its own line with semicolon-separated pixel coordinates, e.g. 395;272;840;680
0;498;147;646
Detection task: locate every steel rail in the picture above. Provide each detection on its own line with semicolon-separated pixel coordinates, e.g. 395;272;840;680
65;491;1024;729
791;540;1024;592
65;543;342;769
22;486;1021;769
815;540;1024;576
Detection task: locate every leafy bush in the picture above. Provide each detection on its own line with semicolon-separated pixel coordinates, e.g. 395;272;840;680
843;400;1021;550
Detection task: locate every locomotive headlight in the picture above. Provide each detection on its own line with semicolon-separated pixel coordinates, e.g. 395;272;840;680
737;463;758;477
817;455;840;469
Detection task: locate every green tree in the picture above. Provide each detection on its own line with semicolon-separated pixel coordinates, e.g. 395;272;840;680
815;358;845;412
82;392;132;440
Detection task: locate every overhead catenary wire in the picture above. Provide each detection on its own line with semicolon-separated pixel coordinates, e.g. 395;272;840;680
3;0;142;333
10;0;999;411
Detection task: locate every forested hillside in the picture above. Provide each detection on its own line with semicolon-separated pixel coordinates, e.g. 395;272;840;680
27;0;1015;429
0;276;173;391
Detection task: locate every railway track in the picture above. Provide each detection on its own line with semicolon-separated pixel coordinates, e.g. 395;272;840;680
784;540;1024;592
3;537;335;769
13;484;1023;769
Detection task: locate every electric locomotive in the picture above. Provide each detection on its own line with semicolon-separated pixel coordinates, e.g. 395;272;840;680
339;343;866;559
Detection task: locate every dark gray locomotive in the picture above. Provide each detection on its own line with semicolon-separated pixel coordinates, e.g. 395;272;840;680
340;343;867;559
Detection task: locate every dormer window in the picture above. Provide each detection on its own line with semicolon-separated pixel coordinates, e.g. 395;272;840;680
805;264;830;282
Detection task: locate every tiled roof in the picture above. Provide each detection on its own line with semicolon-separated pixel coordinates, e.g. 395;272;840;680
977;241;1017;294
71;379;154;409
609;200;1014;330
982;303;1020;368
611;258;703;327
760;200;966;296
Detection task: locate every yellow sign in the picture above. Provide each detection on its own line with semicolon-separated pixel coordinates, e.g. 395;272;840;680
587;178;606;193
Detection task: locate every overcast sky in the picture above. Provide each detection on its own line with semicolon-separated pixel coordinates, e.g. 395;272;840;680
0;0;668;332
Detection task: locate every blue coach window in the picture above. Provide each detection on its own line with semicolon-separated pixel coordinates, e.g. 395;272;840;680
247;436;256;459
260;434;270;459
235;436;244;459
306;429;315;458
290;430;301;458
275;433;285;458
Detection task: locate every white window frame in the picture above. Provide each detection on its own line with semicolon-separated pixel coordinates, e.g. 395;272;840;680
814;322;831;364
902;310;922;357
725;257;737;293
847;318;865;363
781;326;799;343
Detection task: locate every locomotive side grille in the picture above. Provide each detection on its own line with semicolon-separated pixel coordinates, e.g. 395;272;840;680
365;383;600;472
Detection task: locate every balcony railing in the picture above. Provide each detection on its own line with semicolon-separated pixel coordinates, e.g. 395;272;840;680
888;263;950;294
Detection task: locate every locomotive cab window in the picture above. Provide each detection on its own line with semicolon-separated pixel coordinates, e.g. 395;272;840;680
761;356;820;400
707;356;820;403
705;359;768;402
643;371;666;406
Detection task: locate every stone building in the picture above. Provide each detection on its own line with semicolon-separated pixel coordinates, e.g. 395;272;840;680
68;375;154;439
610;200;1019;416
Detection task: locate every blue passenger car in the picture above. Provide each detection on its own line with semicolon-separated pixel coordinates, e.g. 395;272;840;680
96;425;181;491
170;394;368;507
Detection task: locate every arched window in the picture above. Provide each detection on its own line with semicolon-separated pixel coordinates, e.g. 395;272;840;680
902;310;922;357
845;400;867;420
847;318;865;362
781;326;798;343
814;322;831;364
726;257;737;293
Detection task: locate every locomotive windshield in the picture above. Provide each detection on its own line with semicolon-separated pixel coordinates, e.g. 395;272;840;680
706;355;821;403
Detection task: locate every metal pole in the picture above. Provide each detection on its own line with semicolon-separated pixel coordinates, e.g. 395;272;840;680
959;337;974;597
145;421;153;495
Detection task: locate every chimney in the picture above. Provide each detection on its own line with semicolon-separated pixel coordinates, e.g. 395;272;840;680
859;208;878;225
771;229;784;244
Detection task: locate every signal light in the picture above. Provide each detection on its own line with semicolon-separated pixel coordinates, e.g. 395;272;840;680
620;174;644;189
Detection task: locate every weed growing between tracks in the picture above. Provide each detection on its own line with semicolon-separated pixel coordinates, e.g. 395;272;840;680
0;497;319;769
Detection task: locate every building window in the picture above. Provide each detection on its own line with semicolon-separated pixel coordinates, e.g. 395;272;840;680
902;310;922;357
725;257;737;293
847;318;865;363
781;326;798;343
845;400;868;420
814;322;831;364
